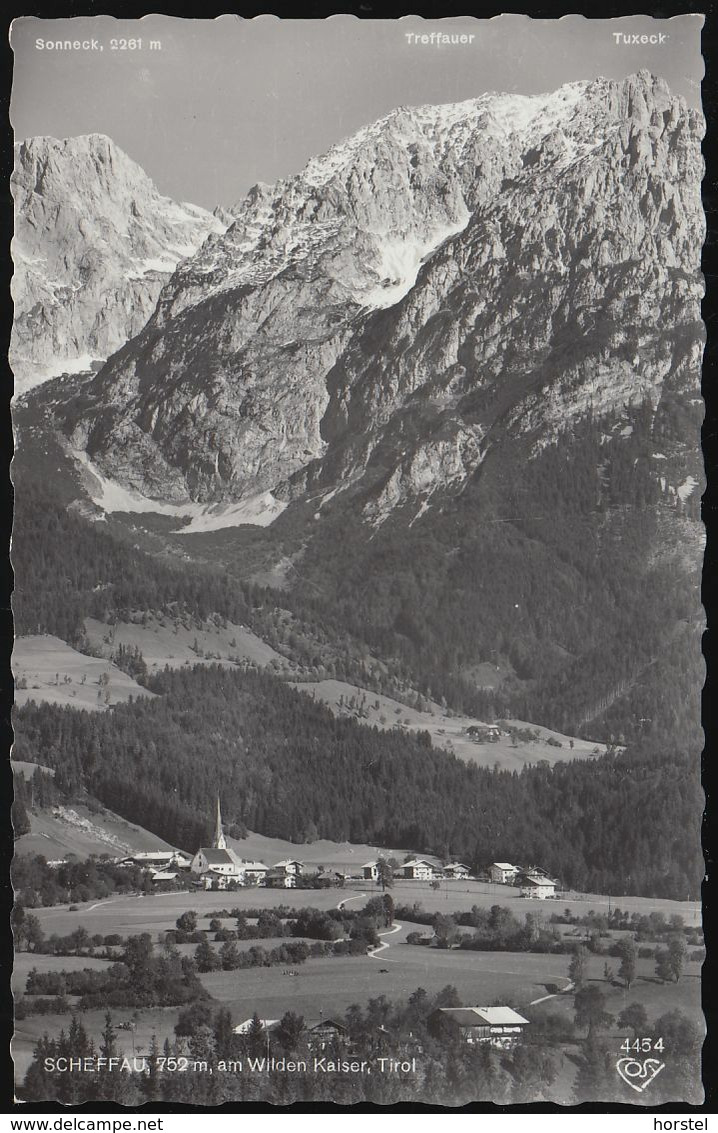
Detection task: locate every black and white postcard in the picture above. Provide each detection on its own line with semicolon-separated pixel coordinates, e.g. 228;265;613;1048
9;13;706;1108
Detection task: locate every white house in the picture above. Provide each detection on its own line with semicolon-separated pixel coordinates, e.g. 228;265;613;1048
362;861;380;881
243;861;269;884
401;859;435;881
519;872;557;899
489;862;519;885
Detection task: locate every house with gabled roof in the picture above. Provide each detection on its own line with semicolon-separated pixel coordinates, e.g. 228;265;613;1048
428;1006;529;1049
489;862;519;885
518;870;557;899
401;858;436;880
442;862;470;879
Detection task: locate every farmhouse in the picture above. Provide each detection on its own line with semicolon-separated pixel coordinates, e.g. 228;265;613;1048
149;869;178;883
265;867;297;889
243;861;270;884
489;862;519;885
466;724;503;743
306;1019;347;1050
429;1007;529;1049
442;862;470;879
401;859;435;881
518;871;557;899
362;861;380;880
275;859;304;876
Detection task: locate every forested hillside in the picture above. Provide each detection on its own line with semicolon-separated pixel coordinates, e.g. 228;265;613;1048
13;664;702;898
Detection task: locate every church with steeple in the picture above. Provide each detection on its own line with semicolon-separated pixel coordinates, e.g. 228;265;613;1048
213;796;227;850
189;797;268;889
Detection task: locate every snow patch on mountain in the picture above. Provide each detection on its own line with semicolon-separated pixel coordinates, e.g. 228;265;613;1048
172;492;288;533
362;217;468;308
73;450;287;530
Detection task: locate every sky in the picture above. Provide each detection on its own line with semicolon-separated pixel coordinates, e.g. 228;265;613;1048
10;14;704;211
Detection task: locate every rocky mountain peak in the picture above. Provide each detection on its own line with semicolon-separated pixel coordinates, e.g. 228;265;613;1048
40;73;703;528
11;134;225;394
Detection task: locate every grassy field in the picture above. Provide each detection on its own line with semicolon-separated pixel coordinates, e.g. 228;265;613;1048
84;614;284;672
27;881;702;944
367;880;703;923
197;943;572;1029
13;635;154;712
289;678;608;771
12;952;113;993
27;889;350;941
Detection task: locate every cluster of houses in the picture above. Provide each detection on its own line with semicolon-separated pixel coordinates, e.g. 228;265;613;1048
116;801;558;899
488;861;558;899
232;1006;530;1052
361;857;558;898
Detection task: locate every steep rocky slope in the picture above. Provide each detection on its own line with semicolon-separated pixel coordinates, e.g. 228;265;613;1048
11;134;224;393
51;73;703;521
54;79;615;504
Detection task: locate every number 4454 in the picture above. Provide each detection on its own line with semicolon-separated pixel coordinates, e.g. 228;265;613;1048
620;1038;664;1053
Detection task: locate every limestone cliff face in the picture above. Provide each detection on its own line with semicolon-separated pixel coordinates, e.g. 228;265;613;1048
11;134;224;393
51;73;703;518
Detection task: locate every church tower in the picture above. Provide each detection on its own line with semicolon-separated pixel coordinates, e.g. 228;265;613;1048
213;796;227;850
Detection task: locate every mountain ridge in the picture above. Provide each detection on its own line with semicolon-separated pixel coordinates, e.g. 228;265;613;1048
42;71;703;525
11;133;225;393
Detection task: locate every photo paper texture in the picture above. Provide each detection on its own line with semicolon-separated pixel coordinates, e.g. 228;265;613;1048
9;14;705;1108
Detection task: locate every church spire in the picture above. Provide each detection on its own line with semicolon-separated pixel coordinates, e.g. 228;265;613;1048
213;795;227;850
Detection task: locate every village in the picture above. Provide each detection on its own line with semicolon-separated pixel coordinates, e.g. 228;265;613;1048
104;799;560;901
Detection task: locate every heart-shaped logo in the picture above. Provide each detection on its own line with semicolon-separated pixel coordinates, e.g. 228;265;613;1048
616;1057;665;1093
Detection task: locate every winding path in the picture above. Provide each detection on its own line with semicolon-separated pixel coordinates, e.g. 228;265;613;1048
367;922;403;962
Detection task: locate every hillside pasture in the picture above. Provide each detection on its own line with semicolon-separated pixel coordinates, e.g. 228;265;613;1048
84;614;284;673
13;635;154;712
288;678;607;771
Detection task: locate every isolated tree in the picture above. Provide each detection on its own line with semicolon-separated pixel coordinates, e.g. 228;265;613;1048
574;985;614;1036
617;1002;649;1037
667;935;687;982
219;940;240;970
194;938;220;973
616;937;637;989
176;910;198;934
375;857;394;891
99;1011;118;1059
568;944;588;989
